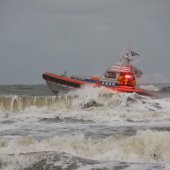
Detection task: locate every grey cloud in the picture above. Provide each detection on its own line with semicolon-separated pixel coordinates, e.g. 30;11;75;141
0;0;170;84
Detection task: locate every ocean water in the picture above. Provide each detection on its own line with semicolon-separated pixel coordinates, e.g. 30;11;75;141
0;84;170;170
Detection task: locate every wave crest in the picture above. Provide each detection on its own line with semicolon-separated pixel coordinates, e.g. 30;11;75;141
0;130;170;163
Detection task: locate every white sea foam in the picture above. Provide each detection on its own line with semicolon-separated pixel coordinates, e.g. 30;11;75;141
0;154;37;170
0;130;170;164
139;84;160;91
0;86;170;169
1;86;170;123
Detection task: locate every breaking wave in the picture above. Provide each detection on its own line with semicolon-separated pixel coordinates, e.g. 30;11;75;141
1;152;167;170
0;130;170;164
0;95;72;112
0;86;161;112
0;85;170;169
139;85;160;91
0;86;170;123
160;86;170;93
140;84;170;93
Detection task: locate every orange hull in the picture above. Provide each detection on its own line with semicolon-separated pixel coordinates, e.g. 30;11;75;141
42;72;154;96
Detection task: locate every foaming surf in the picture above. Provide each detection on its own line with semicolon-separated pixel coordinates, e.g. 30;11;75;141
0;130;170;169
139;84;160;92
0;86;169;122
0;85;170;169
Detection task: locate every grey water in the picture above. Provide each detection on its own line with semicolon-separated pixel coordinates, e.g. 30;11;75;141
0;84;170;170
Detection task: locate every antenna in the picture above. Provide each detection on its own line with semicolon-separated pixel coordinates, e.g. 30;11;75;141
120;49;131;66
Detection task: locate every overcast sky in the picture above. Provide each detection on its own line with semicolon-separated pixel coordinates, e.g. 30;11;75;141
0;0;170;84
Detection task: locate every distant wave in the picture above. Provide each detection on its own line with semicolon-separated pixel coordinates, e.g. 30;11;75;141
160;86;170;92
139;84;160;91
140;84;170;93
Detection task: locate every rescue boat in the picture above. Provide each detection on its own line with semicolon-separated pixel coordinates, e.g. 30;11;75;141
42;49;153;96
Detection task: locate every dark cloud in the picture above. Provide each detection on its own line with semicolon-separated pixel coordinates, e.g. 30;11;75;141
0;0;170;84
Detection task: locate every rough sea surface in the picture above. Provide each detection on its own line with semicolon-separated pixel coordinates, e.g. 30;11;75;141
0;84;170;170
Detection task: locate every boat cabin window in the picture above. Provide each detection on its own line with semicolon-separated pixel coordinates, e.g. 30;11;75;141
105;71;116;79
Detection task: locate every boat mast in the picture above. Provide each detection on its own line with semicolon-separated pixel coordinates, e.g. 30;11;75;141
120;48;139;66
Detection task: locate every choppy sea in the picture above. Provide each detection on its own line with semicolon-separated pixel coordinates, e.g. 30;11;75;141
0;84;170;170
